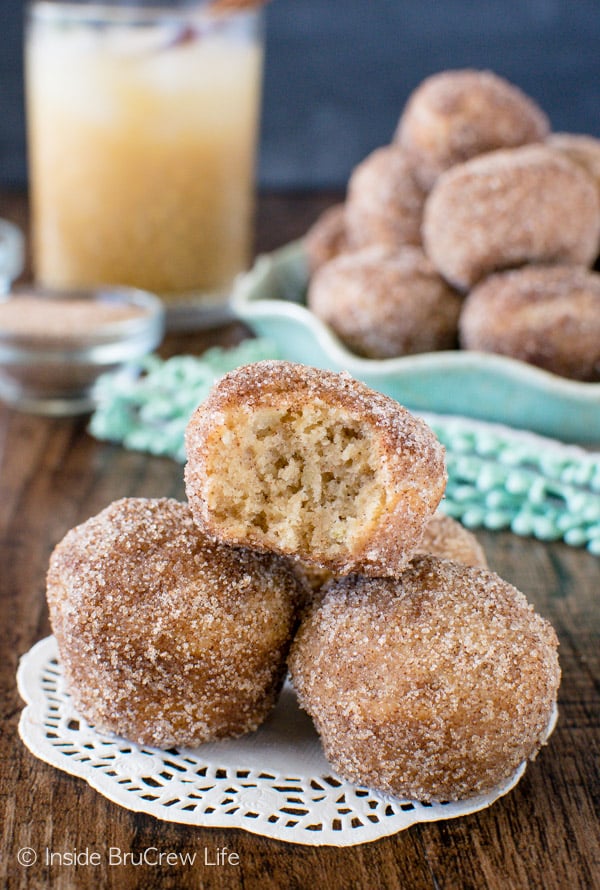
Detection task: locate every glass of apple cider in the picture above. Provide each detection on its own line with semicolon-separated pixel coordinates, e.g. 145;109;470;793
25;1;264;327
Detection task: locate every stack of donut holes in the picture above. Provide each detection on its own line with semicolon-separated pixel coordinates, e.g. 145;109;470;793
305;68;600;381
48;361;560;804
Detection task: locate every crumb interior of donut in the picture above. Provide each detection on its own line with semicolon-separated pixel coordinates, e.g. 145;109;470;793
205;405;388;558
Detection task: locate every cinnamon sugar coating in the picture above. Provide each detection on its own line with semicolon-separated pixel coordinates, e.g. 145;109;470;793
423;145;600;290
304;203;350;273
307;245;463;359
459;264;600;381
289;556;560;802
547;133;600;200
47;497;301;748
184;361;446;577
547;133;600;253
415;512;487;568
345;146;426;250
395;69;549;190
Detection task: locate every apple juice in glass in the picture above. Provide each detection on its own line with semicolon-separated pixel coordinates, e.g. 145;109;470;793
25;1;264;325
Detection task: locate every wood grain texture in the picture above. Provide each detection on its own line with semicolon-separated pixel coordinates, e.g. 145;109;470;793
0;192;598;890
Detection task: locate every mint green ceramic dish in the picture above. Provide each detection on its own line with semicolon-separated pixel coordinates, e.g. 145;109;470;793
232;241;600;444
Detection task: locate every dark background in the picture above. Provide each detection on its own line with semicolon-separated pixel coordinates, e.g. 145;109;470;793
1;0;600;190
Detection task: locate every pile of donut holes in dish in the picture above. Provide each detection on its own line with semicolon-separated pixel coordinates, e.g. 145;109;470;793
305;69;600;382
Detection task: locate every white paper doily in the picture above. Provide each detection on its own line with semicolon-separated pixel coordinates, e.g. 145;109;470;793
17;636;554;847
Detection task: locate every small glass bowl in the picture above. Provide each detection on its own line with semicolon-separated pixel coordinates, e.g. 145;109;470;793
0;285;165;415
0;220;25;294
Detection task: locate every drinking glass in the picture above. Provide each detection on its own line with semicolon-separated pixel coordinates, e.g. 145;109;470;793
25;0;264;327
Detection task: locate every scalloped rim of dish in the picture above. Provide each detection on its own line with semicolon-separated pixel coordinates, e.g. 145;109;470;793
232;240;600;404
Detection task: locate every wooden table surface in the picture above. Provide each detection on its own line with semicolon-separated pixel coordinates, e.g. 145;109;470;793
0;191;598;890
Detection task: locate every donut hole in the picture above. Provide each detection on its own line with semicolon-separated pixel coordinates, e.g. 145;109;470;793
204;405;388;560
46;498;300;748
289;557;560;801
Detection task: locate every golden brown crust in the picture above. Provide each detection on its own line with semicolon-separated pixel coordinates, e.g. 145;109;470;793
289;556;560;802
345;146;426;250
184;361;447;577
396;68;549;190
47;497;300;748
423;144;600;290
304;203;350;273
307;245;463;359
459;264;600;380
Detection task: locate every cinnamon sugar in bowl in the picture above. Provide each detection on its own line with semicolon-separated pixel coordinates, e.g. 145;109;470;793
0;286;164;415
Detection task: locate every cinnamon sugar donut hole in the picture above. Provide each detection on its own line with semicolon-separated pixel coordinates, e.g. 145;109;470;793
395;69;549;190
459;265;600;381
184;361;446;577
289;556;560;802
304;203;350;273
344;146;426;250
414;512;487;568
423;145;600;290
307;245;463;359
47;497;301;748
